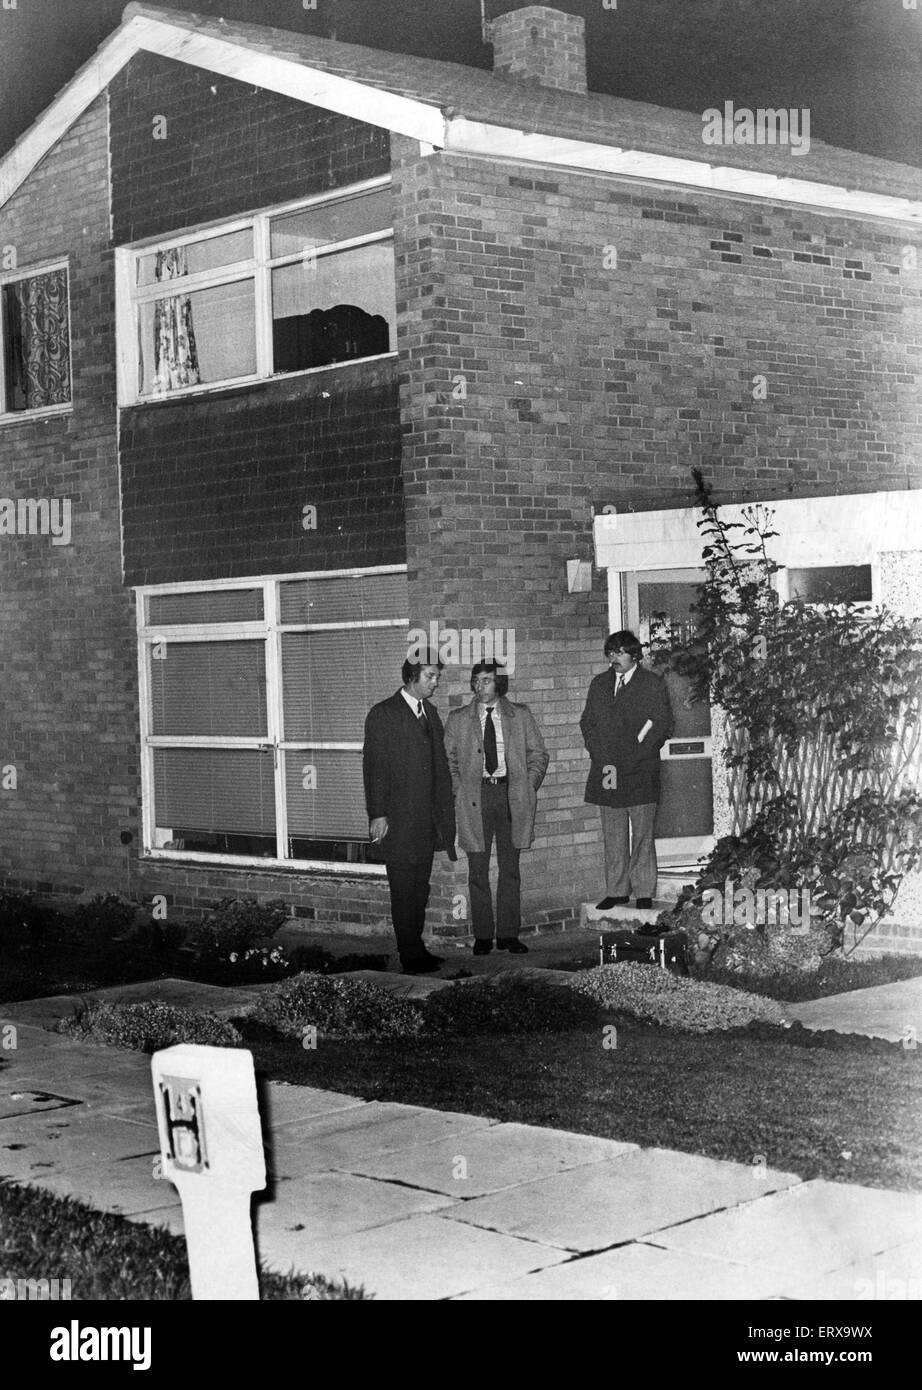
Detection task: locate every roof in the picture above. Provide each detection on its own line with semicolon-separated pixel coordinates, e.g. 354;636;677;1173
1;2;919;223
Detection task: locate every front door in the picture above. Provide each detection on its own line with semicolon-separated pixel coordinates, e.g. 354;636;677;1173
622;569;714;866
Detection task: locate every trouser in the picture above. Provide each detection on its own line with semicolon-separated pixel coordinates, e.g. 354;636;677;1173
467;781;521;940
600;802;658;899
385;852;434;963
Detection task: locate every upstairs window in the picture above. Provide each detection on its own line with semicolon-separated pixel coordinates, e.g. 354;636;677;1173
119;179;396;403
0;262;71;416
779;564;874;607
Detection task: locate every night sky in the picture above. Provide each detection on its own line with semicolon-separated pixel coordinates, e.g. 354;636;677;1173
0;0;920;169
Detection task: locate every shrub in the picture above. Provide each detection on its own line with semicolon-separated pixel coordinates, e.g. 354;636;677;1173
253;972;425;1041
189;897;289;958
69;894;138;943
56;1000;243;1052
0;891;58;948
566;963;785;1033
284;945;390;975
420;972;601;1036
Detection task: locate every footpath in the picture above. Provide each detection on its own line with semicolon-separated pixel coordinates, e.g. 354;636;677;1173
0;973;920;1301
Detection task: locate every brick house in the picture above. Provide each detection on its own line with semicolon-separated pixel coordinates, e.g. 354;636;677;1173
1;3;920;951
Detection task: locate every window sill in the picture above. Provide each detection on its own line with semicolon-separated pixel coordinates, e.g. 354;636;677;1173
141;850;387;879
0;403;73;429
120;353;398;410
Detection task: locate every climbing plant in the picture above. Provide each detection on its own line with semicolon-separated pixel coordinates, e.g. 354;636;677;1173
659;470;922;969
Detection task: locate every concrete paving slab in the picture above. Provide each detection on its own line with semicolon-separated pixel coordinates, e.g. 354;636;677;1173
780;1239;922;1300
265;1106;498;1178
124;1204;186;1235
452;1241;792;1300
256;1212;569;1298
21;1153;181;1218
255;1170;456;1251
0;1022;82;1055
345;1122;637;1197
442;1147;801;1251
653;1180;922;1280
257;1082;368;1129
784;977;922;1042
0;1111;159;1178
0;1086;85;1120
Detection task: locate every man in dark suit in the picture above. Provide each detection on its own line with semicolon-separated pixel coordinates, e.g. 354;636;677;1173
580;630;674;911
363;651;457;974
444;662;549;956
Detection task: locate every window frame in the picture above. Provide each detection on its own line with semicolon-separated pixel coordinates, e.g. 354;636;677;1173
774;561;878;611
136;565;408;875
116;176;397;405
0;257;73;423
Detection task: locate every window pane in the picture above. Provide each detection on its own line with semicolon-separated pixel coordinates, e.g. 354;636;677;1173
153;748;276;841
270;189;393;259
787;566;872;604
282;628;406;741
147;589;264;626
280;572;408;624
139;279;256;394
271;242;395;371
137;232;253;285
149;640;267;736
285;749;368;840
1;269;70;412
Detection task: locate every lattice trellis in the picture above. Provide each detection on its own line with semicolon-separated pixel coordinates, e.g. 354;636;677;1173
726;695;922;871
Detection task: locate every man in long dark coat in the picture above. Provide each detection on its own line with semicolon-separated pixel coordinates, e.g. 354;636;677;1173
580;630;674;910
363;652;457;973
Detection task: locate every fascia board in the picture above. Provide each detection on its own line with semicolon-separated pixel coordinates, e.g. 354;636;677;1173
445;117;922;226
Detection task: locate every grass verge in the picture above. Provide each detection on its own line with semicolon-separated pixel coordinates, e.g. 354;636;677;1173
0;1179;369;1300
237;1015;922;1193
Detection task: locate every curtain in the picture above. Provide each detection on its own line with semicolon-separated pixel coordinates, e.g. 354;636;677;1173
153;248;200;391
3;269;70;410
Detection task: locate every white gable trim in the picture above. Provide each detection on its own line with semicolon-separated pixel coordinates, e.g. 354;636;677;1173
1;10;920;229
592;489;922;572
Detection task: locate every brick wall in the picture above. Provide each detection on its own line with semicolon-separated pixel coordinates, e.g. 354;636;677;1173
109;53;390;244
121;361;404;585
391;134;922;934
0;96;141;901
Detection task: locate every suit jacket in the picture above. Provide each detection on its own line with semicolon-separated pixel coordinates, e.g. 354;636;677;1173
580;665;674;808
363;690;457;863
444;697;549;852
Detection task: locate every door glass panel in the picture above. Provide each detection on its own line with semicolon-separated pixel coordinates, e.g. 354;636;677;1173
635;578;711;739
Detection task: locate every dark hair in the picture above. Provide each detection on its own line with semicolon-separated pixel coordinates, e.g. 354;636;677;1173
603;629;643;662
402;650;444;685
470;661;509;698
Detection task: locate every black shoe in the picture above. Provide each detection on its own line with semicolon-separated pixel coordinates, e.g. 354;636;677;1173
596;896;629;910
402;957;442;975
472;940;493;956
635;897;654;910
497;938;528;954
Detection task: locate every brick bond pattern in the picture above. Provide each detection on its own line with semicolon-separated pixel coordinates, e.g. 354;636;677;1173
1;65;920;940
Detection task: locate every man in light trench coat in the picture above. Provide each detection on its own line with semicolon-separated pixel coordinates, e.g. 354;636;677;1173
444;661;549;955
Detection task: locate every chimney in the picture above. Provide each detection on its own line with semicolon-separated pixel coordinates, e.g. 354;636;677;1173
489;6;587;96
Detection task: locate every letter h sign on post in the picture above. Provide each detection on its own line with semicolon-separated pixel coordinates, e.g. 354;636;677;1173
151;1044;266;1299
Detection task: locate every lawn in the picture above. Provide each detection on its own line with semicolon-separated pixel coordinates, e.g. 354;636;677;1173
236;1014;922;1193
0;1179;370;1300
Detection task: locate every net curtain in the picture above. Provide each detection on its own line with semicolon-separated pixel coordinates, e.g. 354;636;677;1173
3;268;71;409
153;247;200;391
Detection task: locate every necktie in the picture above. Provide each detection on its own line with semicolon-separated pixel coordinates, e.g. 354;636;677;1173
483;706;498;774
417;700;430;736
613;674;624;700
